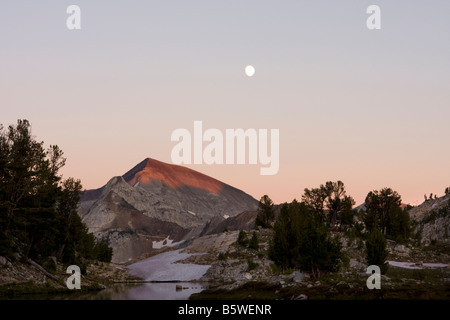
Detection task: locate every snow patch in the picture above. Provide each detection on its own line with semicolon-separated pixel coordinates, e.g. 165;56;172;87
223;215;229;219
423;263;448;268
188;211;197;216
127;249;210;281
387;261;422;269
133;182;140;187
388;261;448;269
152;236;174;249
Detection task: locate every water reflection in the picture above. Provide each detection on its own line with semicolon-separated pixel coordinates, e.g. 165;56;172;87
0;282;206;300
76;282;206;300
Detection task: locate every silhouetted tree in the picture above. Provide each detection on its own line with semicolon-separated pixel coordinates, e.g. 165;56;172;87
364;188;401;235
237;230;248;247
269;201;304;270
269;200;344;277
255;195;275;228
57;178;83;259
366;228;388;274
364;187;410;243
387;206;411;244
0;119;112;264
248;232;259;250
297;219;343;278
303;181;355;229
322;181;355;229
302;187;326;222
94;236;113;263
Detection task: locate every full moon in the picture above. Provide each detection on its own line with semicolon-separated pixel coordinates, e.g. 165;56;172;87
245;65;255;77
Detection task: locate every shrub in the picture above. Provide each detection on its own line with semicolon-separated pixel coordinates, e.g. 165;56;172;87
248;232;259;250
269;263;293;275
237;230;248;247
247;259;259;271
218;252;227;260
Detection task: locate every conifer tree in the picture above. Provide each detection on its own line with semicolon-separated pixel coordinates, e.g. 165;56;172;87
255;195;275;228
0;119;112;263
366;228;388;274
364;187;410;243
248;231;259;250
237;230;248;247
269;200;344;277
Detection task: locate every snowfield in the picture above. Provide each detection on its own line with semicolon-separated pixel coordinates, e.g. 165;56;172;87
151;236;182;249
387;261;448;269
127;249;211;281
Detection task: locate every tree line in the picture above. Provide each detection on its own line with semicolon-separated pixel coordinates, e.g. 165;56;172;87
255;181;413;277
0;120;112;271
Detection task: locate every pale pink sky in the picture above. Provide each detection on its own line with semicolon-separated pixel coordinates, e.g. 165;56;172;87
1;1;449;206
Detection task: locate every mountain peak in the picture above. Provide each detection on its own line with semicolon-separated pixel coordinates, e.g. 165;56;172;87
80;157;258;262
105;175;127;188
122;157;225;195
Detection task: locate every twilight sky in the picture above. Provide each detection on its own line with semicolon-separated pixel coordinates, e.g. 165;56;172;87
1;1;449;206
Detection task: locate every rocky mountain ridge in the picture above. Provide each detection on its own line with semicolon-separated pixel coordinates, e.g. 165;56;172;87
410;194;450;245
78;158;258;263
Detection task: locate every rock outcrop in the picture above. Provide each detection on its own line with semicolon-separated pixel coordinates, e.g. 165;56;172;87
410;194;450;245
199;210;258;236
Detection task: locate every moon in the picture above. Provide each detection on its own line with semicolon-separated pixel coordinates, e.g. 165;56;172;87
245;65;255;77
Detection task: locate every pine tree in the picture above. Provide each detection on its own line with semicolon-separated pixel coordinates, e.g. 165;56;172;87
268;203;294;270
57;177;83;260
387;206;411;244
302;181;355;229
302;187;326;222
0;119;112;264
365;188;401;235
255;195;275;228
268;200;344;277
366;228;388;274
94;236;113;263
322;181;355;229
364;187;410;243
248;232;259;250
237;230;248;247
297;220;343;279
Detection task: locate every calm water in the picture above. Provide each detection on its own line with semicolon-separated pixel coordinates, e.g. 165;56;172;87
77;282;207;300
3;282;207;300
4;248;211;300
